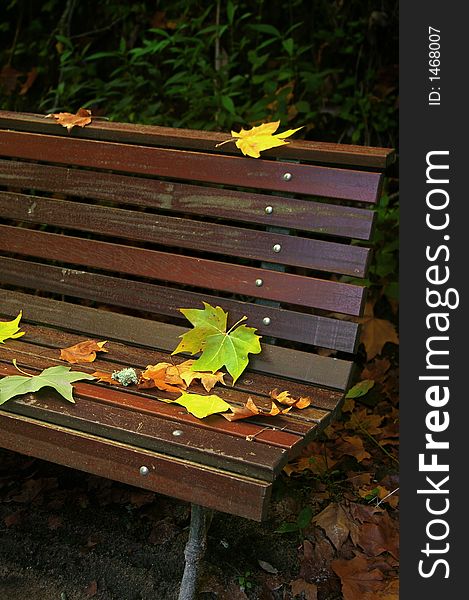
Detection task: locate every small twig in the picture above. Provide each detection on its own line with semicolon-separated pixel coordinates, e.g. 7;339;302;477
70;15;126;39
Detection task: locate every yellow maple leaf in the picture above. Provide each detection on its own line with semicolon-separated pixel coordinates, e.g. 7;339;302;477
216;121;303;158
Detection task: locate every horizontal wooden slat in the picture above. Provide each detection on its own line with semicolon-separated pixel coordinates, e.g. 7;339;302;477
0;257;360;352
0;412;271;520
0;159;376;240
0;111;396;169
0;290;354;391
0;225;365;316
0;130;383;203
0;192;370;277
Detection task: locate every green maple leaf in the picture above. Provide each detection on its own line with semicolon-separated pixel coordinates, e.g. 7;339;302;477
0;363;95;406
0;312;25;344
172;302;261;384
161;391;231;419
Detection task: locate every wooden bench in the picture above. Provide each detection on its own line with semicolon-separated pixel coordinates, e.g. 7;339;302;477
0;111;394;598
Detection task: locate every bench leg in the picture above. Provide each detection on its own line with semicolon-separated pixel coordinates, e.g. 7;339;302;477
178;504;212;600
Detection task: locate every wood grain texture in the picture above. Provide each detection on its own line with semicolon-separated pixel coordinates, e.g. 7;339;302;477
0;290;354;391
0;159;376;240
0;191;371;277
0;110;396;168
0;257;360;352
0;130;383;202
0;225;366;316
0;412;271;520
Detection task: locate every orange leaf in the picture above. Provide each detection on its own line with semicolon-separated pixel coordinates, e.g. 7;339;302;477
46;108;93;133
290;579;318;600
177;359;226;392
140;363;184;393
92;371;122;385
360;302;398;360
331;555;384;600
222;396;261;421
60;340;108;364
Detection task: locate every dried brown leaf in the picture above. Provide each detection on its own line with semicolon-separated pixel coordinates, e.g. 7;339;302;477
46;107;92;133
60;340;108;364
332;555;384;600
360;303;398;360
290;578;318;600
313;502;353;550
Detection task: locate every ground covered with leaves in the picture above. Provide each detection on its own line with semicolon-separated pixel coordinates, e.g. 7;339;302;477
0;324;398;600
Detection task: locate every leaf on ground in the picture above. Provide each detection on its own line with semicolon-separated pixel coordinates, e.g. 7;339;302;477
283;441;339;476
332;555;384;600
355;510;399;559
258;560;278;574
335;435;371;463
346;379;375;399
0;311;25;344
172;302;261;384
313;502;354;550
361;358;391;383
60;340;108;364
0;364;95;405
216;121;303;158
358;484;399;509
46;107;93;133
92;370;122;385
290;578;318;600
360;303;398;360
345;408;384;435
161;391;231;419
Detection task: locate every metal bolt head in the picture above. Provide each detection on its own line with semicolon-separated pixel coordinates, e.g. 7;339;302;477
255;278;263;287
262;317;271;326
172;429;184;437
283;172;292;181
265;205;273;214
272;243;282;253
139;466;150;476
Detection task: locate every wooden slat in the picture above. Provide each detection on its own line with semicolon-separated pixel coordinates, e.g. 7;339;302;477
0;191;371;277
0;412;271;520
0;111;396;169
0;324;337;420
0;130;383;203
0;257;360;352
0;225;365;316
0;290;354;391
0;159;376;240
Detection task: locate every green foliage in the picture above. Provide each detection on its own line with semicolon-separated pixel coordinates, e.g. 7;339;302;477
1;0;397;146
275;505;313;536
0;362;95;405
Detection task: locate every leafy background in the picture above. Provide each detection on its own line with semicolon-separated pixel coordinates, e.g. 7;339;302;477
0;1;399;599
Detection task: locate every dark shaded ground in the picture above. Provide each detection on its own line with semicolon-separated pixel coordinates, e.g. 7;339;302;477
0;449;308;600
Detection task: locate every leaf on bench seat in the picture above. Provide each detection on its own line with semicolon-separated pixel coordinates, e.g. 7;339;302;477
0;311;25;344
46;107;92;133
60;340;108;364
0;363;95;405
160;391;231;419
216;121;303;158
173;302;261;384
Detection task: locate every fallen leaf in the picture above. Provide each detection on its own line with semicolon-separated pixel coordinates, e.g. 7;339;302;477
0;363;95;405
161;391;231;419
313;503;352;550
258;560;278;574
332;555;384;600
92;370;122;385
361;358;391;382
173;302;261;384
46;107;93;133
140;362;184;393
85;580;98;597
335;435;371;463
346;380;375;399
60;340;108;364
346;408;384;435
360;303;398;360
0;311;25;344
222;397;261;421
355;510;399;559
216;121;303;158
290;578;318;600
270;389;312;410
365;577;399;600
177;359;226;392
4;511;23;528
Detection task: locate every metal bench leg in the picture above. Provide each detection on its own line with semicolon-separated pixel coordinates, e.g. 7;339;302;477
178;504;212;600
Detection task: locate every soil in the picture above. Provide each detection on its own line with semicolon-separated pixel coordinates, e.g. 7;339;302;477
0;449;307;600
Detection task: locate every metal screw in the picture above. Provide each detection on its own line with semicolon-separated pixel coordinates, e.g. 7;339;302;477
272;244;282;253
262;317;271;326
172;429;184;437
255;278;263;287
139;466;149;476
283;172;292;181
265;205;273;214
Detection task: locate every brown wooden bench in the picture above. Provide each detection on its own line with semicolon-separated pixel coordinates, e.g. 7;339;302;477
0;111;394;598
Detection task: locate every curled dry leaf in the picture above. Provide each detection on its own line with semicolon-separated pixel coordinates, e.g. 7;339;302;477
60;340;108;364
92;371;122;385
140;362;184;393
177;359;226;392
223;396;292;421
270;389;312;410
46;107;92;133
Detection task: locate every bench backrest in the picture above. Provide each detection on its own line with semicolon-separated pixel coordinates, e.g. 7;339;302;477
0;111;394;398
